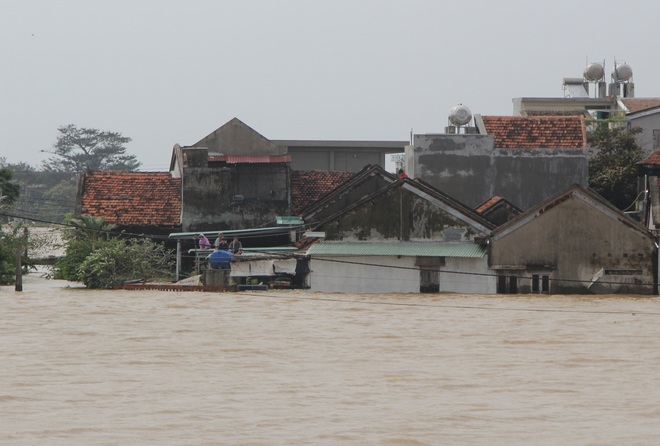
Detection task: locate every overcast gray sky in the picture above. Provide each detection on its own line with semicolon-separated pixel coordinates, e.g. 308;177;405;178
1;0;658;171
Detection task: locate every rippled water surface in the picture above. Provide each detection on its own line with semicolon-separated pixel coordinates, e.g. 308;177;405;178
3;273;660;445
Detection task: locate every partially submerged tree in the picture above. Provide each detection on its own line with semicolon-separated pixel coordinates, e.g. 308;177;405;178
55;214;174;288
77;238;174;289
54;214;118;281
42;124;141;173
588;125;645;211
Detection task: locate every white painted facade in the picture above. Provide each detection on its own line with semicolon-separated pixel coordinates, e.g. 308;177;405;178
308;255;494;294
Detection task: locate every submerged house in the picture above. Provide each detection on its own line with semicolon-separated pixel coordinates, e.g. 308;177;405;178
489;184;657;295
302;165;496;294
171;118;293;233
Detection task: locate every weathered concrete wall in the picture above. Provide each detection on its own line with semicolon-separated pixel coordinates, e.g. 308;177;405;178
320;187;482;242
287;147;383;172
182;164;290;232
490;194;656;294
410;134;588;210
273;140;407;173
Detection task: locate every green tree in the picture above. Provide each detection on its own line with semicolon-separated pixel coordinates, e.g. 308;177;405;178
588;125;644;210
77;238;174;289
54;214;118;281
42;124;141;173
0;167;20;208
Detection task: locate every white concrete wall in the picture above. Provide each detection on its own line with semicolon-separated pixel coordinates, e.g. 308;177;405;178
309;255;496;294
309;256;419;293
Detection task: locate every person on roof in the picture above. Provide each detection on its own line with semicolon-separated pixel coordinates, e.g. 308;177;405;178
197;233;211;250
214;232;229;250
228;236;243;255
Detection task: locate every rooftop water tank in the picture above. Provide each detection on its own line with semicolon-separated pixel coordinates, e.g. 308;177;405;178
449;104;472;126
583;63;604;81
612;63;633;81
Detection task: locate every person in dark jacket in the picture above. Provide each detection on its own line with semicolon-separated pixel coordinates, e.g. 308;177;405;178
228;236;243;254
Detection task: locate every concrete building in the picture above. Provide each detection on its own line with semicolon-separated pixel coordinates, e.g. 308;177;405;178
170;119;292;233
303;166;496;294
489;184;657;295
272;140;408;173
514;62;660;154
406;115;589;210
621;98;660;152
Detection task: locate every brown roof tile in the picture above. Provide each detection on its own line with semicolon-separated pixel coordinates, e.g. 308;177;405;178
291;170;353;215
621;98;660;114
80;171;181;227
639;151;660;166
475;196;504;214
481;115;587;149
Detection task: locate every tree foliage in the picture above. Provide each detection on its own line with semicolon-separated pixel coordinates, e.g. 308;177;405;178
77;238;174;289
55;214;174;288
42;124;141;173
55;214;118;281
0;167;20;208
588;125;645;211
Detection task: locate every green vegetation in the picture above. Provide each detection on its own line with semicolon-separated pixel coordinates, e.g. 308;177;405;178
77;238;174;289
0;229;21;285
55;214;174;289
0;167;20;207
588;125;645;211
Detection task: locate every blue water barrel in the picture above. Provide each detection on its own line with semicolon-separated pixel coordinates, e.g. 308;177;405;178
208;250;234;269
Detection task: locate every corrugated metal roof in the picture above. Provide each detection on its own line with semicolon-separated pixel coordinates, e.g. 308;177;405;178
307;241;486;258
168;225;302;240
208;155;292;164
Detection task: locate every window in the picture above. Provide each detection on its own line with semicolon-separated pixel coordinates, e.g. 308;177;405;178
509;276;518;294
497;275;519;294
532;274;540;293
542;275;550;293
532;274;550;293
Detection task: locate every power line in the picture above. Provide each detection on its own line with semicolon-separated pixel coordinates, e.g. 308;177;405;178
2;209;656;291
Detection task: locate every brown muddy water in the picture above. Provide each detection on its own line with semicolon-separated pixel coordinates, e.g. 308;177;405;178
3;272;660;445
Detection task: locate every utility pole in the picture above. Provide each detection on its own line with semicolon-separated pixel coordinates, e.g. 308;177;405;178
14;227;28;292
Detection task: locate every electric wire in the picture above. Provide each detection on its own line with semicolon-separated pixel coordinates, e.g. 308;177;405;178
2;210;658;291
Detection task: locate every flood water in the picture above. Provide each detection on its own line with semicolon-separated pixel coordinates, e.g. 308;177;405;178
3;273;660;445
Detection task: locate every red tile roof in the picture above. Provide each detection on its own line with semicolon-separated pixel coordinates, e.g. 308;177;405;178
475;196;504;214
639;151;660;166
80;171;181;227
621;98;660;114
291;170;354;214
481;116;587;149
